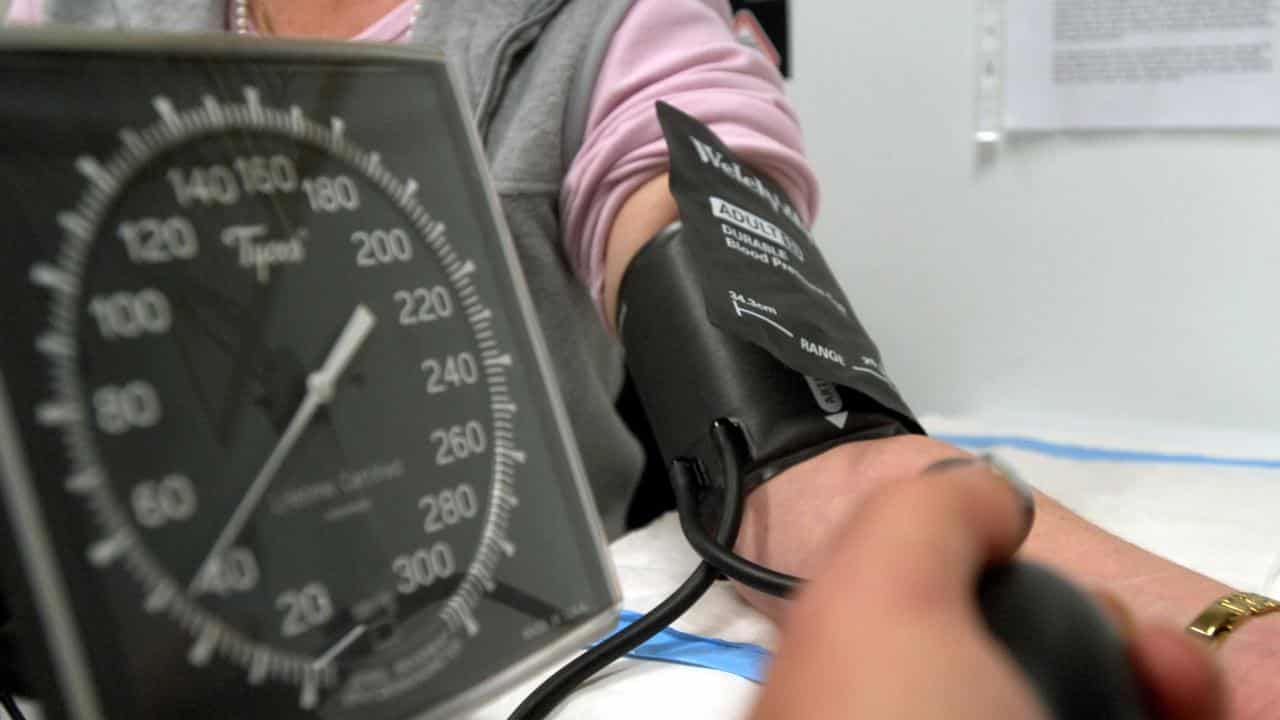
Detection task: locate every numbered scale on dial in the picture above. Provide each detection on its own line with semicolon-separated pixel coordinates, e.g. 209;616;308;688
0;32;618;720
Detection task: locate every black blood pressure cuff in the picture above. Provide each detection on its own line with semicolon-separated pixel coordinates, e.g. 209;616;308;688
617;104;924;523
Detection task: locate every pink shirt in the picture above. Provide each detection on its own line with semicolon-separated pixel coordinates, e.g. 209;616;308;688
6;0;818;312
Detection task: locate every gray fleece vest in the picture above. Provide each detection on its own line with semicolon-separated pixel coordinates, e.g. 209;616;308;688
42;0;644;537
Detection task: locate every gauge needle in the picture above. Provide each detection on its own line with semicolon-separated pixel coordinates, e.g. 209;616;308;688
190;305;378;592
314;625;367;668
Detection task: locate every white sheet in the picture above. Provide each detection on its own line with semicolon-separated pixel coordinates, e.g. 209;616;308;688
929;415;1280;594
479;414;1280;719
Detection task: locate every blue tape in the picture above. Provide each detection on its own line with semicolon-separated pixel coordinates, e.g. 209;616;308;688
611;609;770;683
935;433;1280;470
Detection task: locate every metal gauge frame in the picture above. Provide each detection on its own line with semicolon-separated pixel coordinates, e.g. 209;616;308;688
0;29;620;720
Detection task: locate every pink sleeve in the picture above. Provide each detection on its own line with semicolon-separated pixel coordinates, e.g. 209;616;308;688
560;0;820;312
6;0;44;24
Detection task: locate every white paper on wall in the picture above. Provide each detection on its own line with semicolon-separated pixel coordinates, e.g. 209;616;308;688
1005;0;1280;130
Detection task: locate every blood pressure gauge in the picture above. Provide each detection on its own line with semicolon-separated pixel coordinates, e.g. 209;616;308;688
0;32;618;720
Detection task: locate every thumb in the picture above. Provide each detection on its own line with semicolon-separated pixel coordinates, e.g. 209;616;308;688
827;455;1035;613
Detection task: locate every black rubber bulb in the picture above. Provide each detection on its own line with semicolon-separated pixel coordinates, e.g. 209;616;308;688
978;562;1151;720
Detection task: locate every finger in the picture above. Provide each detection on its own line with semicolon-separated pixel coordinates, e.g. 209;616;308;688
755;455;1046;720
1129;625;1226;720
1092;589;1138;641
825;454;1036;613
1084;589;1227;720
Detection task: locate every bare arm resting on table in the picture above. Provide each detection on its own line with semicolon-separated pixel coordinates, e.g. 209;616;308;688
602;178;1279;718
748;459;1225;720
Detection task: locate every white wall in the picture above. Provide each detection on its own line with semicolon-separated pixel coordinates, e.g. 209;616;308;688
788;2;1280;443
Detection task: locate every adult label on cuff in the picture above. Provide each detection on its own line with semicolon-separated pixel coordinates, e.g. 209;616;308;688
656;101;916;423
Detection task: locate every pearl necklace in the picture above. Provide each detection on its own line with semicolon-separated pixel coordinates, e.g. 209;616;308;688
232;0;424;37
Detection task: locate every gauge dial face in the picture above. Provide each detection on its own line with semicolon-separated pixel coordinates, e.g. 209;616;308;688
56;88;516;711
0;41;616;720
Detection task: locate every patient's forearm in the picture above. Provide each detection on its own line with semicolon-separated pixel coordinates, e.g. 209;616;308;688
1023;493;1280;719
